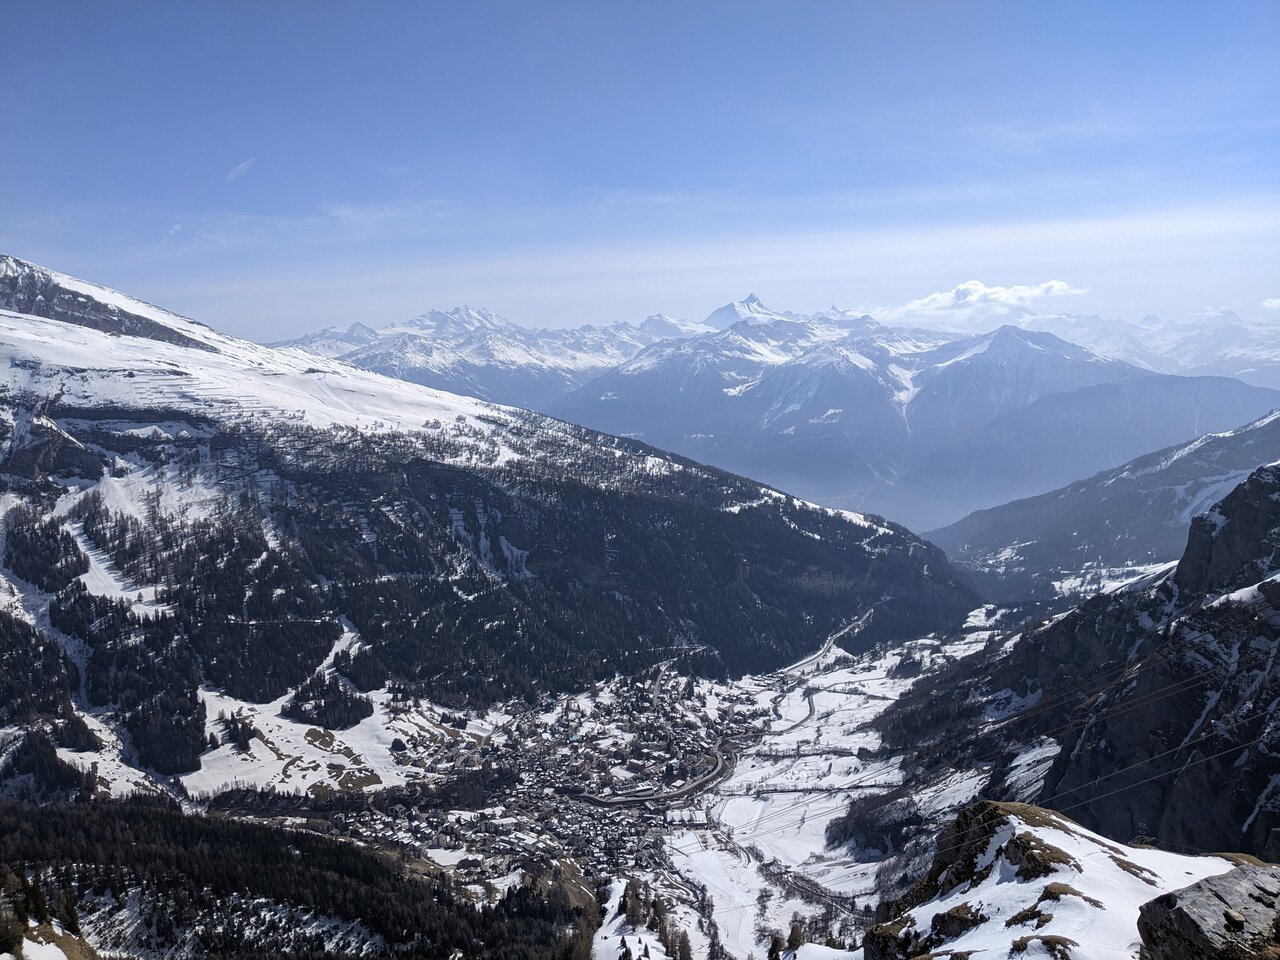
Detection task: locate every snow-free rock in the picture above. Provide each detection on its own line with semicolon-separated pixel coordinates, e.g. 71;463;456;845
1137;864;1280;959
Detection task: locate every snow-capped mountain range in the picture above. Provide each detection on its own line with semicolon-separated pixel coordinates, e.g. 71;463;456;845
271;305;715;410
1023;309;1280;388
3;253;1279;959
553;307;1280;528
276;292;1280;529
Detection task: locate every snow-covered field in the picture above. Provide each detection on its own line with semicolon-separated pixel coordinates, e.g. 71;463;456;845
655;622;1001;957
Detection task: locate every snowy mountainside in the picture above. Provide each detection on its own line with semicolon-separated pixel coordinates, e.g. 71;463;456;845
272;300;705;412
861;801;1237;960
1144;310;1280;390
930;408;1280;601
0;254;976;791
1022;309;1280;390
557;310;1280;528
1022;312;1183;373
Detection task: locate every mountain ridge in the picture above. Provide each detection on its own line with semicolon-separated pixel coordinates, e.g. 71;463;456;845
0;253;977;791
929;407;1280;600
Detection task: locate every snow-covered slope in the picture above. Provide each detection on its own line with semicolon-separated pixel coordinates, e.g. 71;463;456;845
931;409;1280;601
0;254;520;438
862;802;1236;960
1159;311;1280;390
1020;310;1280;390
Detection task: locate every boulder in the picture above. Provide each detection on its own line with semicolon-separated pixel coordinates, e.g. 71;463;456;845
1138;864;1280;959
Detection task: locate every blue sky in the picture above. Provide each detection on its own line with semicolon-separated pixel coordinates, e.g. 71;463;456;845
2;1;1277;336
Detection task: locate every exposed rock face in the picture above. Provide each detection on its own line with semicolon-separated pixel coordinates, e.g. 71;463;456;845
1174;463;1280;598
0;254;214;352
1138;865;1280;959
0;404;105;480
871;463;1280;858
1029;466;1280;856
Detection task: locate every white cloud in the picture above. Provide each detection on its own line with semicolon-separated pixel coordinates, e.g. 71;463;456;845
1263;297;1280;310
872;279;1088;328
225;158;256;182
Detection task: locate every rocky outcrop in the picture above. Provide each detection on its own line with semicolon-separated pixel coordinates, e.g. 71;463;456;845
0;403;106;480
1174;463;1280;598
0;253;214;352
869;462;1280;858
1138;865;1280;959
1030;465;1280;856
865;801;1238;960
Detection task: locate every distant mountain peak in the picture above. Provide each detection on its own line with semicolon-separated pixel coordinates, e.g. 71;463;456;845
703;293;788;330
638;313;714;338
1202;308;1246;326
345;321;379;341
974;323;1117;362
401;305;511;337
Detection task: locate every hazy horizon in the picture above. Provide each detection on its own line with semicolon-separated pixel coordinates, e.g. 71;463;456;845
2;1;1277;338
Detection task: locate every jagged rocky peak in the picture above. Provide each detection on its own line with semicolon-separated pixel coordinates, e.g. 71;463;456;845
1173;461;1280;597
702;292;792;329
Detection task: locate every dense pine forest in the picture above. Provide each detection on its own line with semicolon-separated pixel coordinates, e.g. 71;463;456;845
0;798;598;959
0;400;973;774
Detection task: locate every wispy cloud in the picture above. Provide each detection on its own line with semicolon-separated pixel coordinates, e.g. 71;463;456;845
158;223;183;248
1263;297;1280;310
321;199;444;229
140;198;448;257
225;158;256;183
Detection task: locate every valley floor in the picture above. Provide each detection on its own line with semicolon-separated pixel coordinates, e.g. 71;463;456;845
27;596;1022;957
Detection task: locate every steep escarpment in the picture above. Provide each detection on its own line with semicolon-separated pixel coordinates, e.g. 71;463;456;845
1172;462;1280;597
849;463;1280;865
